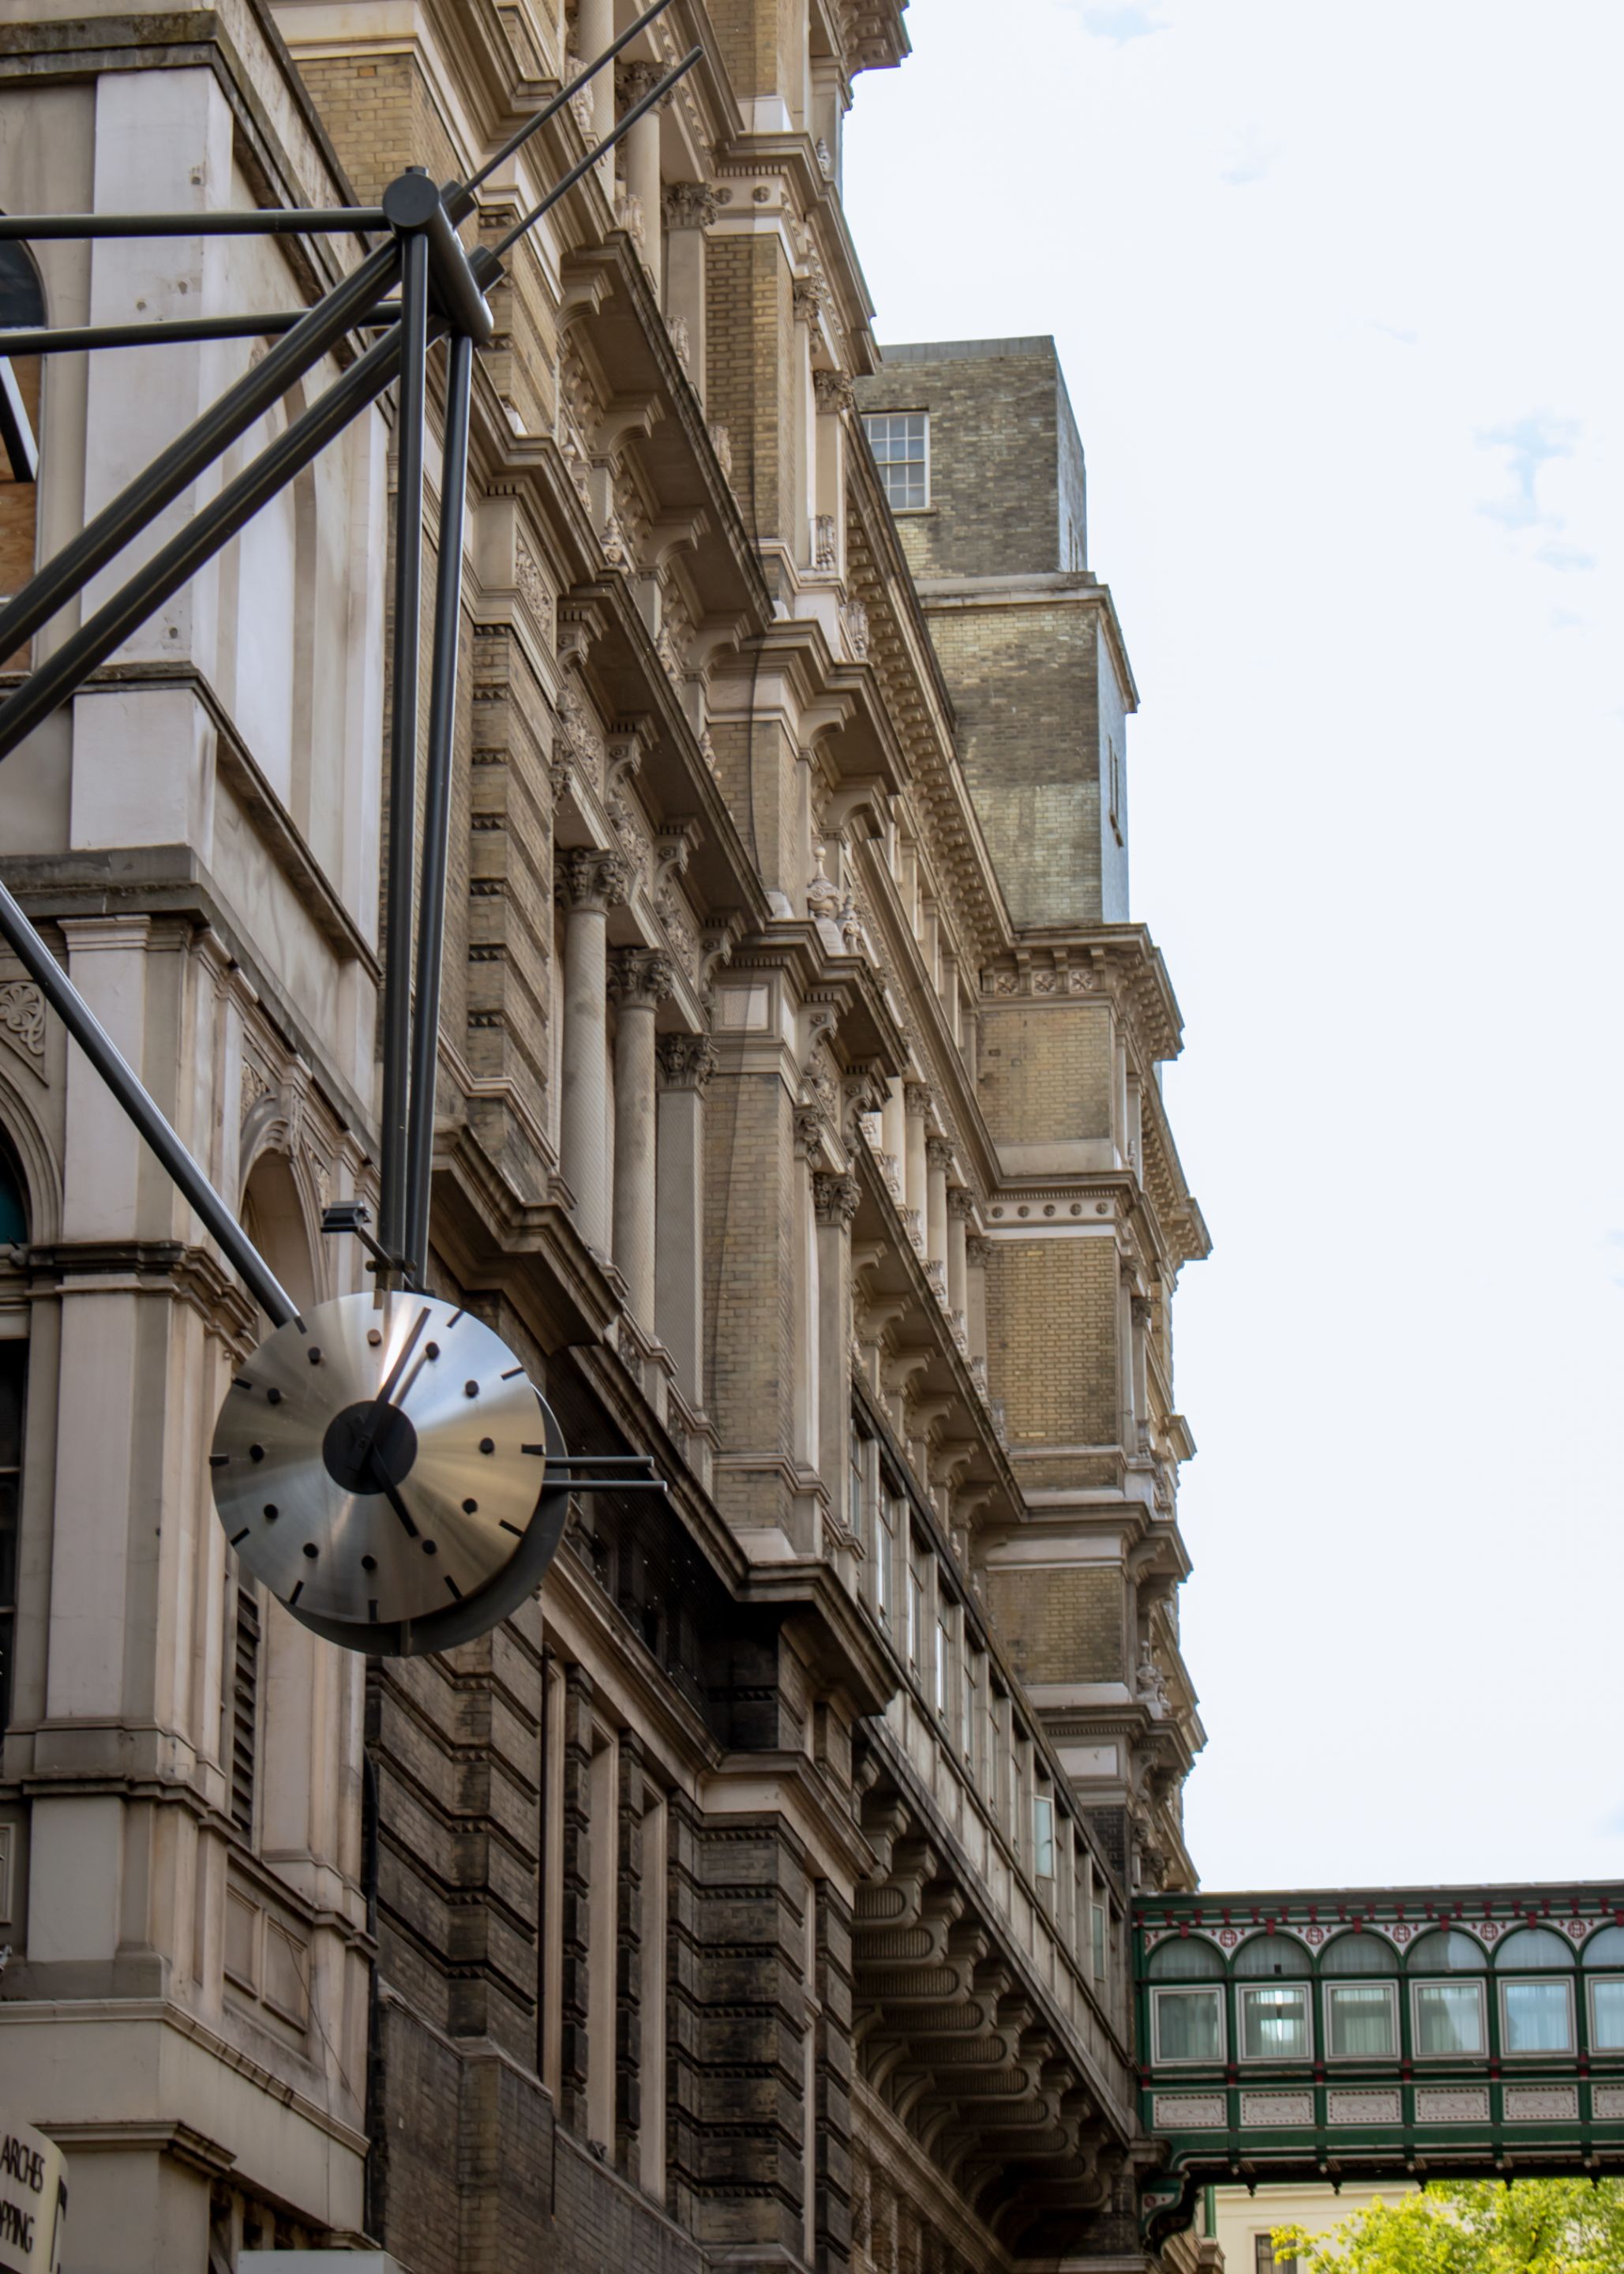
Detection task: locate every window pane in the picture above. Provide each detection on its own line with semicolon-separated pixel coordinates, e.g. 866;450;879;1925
1240;1983;1309;2060
1502;1979;1572;2054
1322;1934;1398;1976
1496;1928;1572;1972
1033;1795;1055;1878
1092;1903;1106;1981
1150;1936;1224;1979
1414;1980;1486;2055
1155;1987;1221;2062
933;1617;947;1713
1591;1978;1624;2050
1326;1983;1397;2058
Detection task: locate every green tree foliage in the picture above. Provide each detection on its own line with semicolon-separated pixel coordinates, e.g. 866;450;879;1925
1269;2182;1624;2274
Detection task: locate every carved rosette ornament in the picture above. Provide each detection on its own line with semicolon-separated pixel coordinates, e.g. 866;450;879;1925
655;1033;718;1090
812;1169;861;1228
606;948;675;1010
555;847;632;913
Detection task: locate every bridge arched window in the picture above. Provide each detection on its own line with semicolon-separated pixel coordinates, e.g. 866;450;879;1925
1583;1926;1624;2052
1495;1926;1575;2055
1234;1934;1311;2062
1321;1932;1398;2059
0;237;43;610
1407;1930;1487;2058
1148;1936;1224;2065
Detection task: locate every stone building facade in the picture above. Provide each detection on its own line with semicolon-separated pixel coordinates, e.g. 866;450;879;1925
0;6;1207;2272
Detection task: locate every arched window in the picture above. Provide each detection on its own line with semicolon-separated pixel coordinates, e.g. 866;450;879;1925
1322;1934;1398;1974
0;236;43;612
0;1128;30;1731
1408;1931;1487;2059
1585;1927;1624;2053
1234;1935;1311;2062
1406;1929;1485;1972
1148;1936;1223;2066
1322;1934;1398;2058
1495;1927;1575;2056
1234;1934;1310;1976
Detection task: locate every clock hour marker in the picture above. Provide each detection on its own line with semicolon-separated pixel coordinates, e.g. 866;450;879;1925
362;1555;377;1572
302;1541;319;1559
463;1380;479;1398
422;1539;438;1556
231;1527;249;1544
210;1454;230;1468
289;1580;304;1606
462;1499;478;1514
264;1504;279;1519
249;1443;265;1462
369;1600;378;1623
308;1346;323;1365
444;1575;462;1600
267;1387;283;1405
425;1342;440;1360
478;1438;494;1455
501;1366;525;1380
500;1520;523;1537
520;1443;546;1456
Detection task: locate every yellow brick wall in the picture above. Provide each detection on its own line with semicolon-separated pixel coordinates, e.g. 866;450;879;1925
706;234;793;542
985;1567;1126;1685
986;1236;1119;1445
976;1001;1113;1147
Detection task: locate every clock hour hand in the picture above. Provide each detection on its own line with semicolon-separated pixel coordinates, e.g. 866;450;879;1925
366;1446;419;1539
353;1304;432;1469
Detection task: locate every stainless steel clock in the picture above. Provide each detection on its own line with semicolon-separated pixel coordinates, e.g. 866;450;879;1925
210;1289;571;1656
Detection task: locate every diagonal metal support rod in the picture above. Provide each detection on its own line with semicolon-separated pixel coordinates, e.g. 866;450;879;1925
0;235;401;663
0;325;411;764
0;872;298;1326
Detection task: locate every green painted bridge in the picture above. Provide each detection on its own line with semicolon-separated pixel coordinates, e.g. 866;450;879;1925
1135;1882;1624;2248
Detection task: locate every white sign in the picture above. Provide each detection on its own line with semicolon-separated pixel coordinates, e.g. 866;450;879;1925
0;2116;66;2274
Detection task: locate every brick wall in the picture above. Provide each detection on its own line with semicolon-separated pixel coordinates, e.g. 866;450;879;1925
706;235;793;543
985;1565;1127;1687
985;1235;1120;1446
928;597;1105;927
976;1000;1113;1146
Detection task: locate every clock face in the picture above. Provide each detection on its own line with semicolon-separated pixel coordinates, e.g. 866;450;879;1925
211;1291;555;1646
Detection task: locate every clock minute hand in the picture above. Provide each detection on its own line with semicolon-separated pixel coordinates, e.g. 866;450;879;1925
354;1304;432;1467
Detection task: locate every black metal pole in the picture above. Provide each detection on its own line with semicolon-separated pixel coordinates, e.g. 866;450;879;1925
0;326;407;764
492;47;703;257
0;306;401;357
0;208;387;240
376;223;432;1274
403;329;474;1285
0;873;297;1326
0;236;401;663
448;0;680;219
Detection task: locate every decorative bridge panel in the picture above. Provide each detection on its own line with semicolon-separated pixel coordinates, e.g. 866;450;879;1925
1135;1882;1624;2246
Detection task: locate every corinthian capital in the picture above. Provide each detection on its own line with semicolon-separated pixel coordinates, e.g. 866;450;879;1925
812;1169;861;1228
608;948;676;1010
812;368;857;415
556;847;631;913
904;1080;934;1120
663;181;720;231
657;1032;718;1090
947;1187;978;1224
925;1134;955;1174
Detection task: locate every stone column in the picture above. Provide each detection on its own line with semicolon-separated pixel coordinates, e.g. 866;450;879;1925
662;184;717;400
812;1168;861;1542
609;948;674;1332
880;1077;906;1199
556;849;628;1258
903;1082;931;1251
655;1034;716;1410
579;0;615;191
966;1233;992;1385
925;1134;951;1294
617;63;664;296
947;1188;973;1342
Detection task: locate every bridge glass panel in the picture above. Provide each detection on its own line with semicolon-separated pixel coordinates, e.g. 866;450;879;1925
1502;1977;1574;2054
1591;1979;1624;2050
1495;1927;1573;1969
1582;1927;1624;1967
1240;1983;1310;2060
1412;1978;1486;2055
1149;1936;1224;2062
1405;1930;1484;1972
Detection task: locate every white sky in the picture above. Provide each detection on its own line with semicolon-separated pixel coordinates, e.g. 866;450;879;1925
844;0;1624;1894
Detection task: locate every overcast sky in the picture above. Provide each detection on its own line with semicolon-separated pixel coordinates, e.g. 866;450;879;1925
845;0;1624;1894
